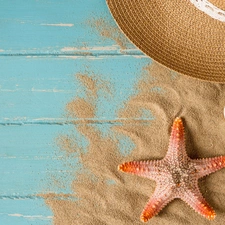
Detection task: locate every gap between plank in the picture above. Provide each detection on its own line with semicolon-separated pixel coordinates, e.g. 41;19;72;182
0;118;153;126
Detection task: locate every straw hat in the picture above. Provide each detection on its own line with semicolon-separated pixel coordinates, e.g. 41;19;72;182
106;0;225;82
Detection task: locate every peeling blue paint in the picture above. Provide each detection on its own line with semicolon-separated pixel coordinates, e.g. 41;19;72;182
106;179;116;186
117;134;136;157
141;109;155;120
150;86;164;93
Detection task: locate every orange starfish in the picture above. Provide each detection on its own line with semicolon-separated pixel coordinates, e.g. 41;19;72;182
119;117;225;222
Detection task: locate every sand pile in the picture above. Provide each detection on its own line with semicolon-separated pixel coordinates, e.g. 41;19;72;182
43;62;225;225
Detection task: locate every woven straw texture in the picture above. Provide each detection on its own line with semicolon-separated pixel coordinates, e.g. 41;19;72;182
106;0;225;82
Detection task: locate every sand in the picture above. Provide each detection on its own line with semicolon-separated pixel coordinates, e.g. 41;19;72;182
42;62;225;225
87;17;130;50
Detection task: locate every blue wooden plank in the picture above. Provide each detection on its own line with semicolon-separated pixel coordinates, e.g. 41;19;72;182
0;124;146;196
0;56;151;123
0;56;152;196
0;198;52;225
0;0;139;55
0;124;82;195
0;56;153;197
0;1;152;224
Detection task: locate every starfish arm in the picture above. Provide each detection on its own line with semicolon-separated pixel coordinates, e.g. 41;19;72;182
165;118;188;163
118;160;161;180
193;156;225;178
140;186;173;222
181;187;216;220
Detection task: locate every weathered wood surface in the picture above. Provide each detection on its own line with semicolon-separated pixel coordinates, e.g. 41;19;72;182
0;0;151;224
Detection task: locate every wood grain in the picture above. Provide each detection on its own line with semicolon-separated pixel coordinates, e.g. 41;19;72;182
0;0;150;223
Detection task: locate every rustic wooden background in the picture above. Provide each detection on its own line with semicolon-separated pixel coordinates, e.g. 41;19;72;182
0;0;152;224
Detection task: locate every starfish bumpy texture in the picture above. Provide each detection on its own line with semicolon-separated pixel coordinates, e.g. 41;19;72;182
119;117;225;222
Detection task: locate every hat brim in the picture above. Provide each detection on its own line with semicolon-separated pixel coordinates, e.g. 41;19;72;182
106;0;225;82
